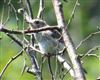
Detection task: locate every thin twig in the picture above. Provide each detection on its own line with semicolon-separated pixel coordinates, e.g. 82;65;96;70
67;0;79;27
76;31;100;50
0;49;24;79
87;54;100;60
37;0;44;19
40;56;46;80
1;3;5;23
61;68;72;80
21;58;27;76
3;6;10;25
8;3;19;26
57;55;74;77
54;56;58;79
48;57;55;80
26;0;34;19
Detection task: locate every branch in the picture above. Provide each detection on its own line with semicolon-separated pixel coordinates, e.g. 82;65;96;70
0;25;60;34
76;31;100;50
6;33;23;47
52;0;86;80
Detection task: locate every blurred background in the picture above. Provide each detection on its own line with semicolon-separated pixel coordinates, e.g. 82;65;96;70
0;0;100;80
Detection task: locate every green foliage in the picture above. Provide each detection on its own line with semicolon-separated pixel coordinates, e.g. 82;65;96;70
0;0;100;80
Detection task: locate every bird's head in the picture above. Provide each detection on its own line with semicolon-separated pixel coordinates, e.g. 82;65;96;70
32;19;47;29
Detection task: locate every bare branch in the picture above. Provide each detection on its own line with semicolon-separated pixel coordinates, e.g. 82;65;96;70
76;31;100;50
81;46;100;60
87;54;100;60
0;25;60;34
52;0;86;79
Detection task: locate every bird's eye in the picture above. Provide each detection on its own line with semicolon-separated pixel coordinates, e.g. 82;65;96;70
35;21;40;24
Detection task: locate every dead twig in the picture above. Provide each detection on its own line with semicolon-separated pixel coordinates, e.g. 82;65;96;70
0;49;24;79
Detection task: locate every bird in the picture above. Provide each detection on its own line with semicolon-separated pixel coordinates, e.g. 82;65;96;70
31;19;64;55
30;18;74;77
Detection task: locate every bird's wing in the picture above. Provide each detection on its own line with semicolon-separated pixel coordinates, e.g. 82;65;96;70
42;26;64;43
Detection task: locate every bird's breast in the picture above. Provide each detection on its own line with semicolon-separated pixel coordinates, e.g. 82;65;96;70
34;33;63;54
